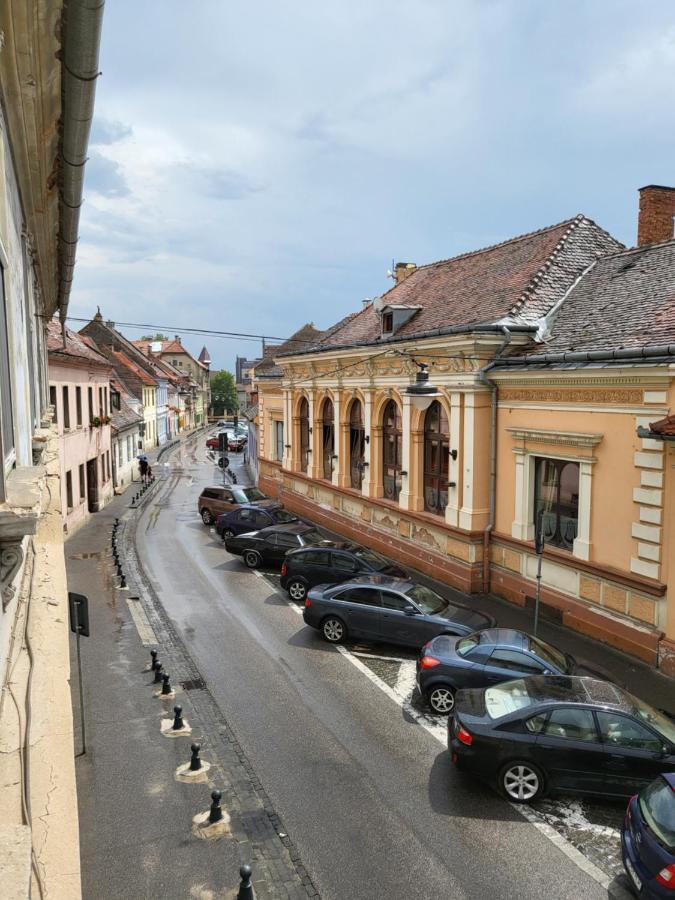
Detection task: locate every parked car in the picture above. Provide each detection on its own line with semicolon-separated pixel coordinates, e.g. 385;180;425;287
224;523;331;568
302;575;495;648
622;773;675;898
216;504;308;538
280;543;408;602
448;675;675;804
417;628;585;715
198;485;272;524
206;436;221;450
228;434;247;451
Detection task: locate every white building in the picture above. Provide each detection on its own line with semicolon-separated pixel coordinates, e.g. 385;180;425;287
111;376;143;491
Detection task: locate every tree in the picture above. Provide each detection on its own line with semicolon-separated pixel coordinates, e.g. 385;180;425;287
210;370;238;415
140;333;170;341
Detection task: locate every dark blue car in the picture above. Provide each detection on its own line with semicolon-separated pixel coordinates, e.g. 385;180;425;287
622;773;675;897
216;503;308;538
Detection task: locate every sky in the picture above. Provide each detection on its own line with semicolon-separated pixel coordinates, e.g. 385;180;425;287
69;0;675;373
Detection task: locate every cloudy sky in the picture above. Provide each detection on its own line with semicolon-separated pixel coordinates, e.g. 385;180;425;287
69;0;675;372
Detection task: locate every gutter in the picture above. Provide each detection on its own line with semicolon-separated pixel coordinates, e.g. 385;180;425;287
495;343;675;367
58;0;105;321
477;326;511;594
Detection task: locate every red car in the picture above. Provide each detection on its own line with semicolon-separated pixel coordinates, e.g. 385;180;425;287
206;436;220;450
228;435;247;452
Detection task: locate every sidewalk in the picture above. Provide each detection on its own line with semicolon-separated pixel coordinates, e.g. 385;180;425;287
67;430;317;900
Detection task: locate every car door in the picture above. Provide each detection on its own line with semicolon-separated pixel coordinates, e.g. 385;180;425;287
531;707;606;793
301;549;333;587
267;532;299;565
379;590;428;647
330;553;360;586
214;488;234;517
252;509;272;530
596;710;673;797
330;587;382;640
482;648;546;685
236;508;258;535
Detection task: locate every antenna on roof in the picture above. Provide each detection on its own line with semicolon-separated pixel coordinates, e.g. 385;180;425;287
386;258;396;280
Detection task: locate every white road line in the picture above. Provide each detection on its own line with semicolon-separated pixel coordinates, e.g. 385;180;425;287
392;660;417;701
127;598;158;645
352;650;409;663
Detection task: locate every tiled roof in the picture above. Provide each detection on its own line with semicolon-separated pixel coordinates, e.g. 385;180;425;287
111;350;157;386
111;397;142;431
134;338;209;370
649;414;675;436
47;319;111;368
312;217;622;351
532;240;675;353
256;324;325;375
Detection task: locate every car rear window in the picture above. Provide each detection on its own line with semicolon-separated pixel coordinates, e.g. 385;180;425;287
639;778;675;850
298;529;326;546
352;548;391;571
527;636;569;673
272;509;297;524
456;634;480;656
406;584;447;615
233;487;266;503
485;679;537;720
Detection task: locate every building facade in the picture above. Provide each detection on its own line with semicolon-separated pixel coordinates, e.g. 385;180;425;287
257;200;675;675
110;377;143;491
47;321;114;532
136;337;210;427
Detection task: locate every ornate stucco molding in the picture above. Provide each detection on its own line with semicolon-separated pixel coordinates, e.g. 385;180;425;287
0;465;43;610
501;387;643;404
1;541;24;611
506;427;603;449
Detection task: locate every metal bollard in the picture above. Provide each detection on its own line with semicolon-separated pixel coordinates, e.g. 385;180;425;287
150;649;159;671
172;705;184;731
114;518;119;527
208;790;223;823
237;864;255;900
189;743;202;771
120;574;127;588
153;662;163;683
161;673;172;695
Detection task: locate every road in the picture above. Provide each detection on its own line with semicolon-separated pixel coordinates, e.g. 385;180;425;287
135;438;621;900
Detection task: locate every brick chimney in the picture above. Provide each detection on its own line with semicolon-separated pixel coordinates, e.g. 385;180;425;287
637;185;675;246
395;262;417;284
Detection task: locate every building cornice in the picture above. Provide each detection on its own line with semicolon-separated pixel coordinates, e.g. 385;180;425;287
506;427;603;449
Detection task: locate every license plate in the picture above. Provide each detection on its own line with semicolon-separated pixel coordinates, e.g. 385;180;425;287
625;857;642;892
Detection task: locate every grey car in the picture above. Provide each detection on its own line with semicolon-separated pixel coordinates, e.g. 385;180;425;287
303;575;495;648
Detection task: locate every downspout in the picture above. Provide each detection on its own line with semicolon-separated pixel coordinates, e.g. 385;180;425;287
58;0;105;322
477;325;511;593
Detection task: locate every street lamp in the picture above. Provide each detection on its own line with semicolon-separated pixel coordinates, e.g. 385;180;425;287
404;362;441;411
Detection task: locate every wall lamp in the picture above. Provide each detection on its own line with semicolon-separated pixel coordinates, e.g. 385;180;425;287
308;426;313;434
364;435;370;444
450;449;458;461
404;362;440;412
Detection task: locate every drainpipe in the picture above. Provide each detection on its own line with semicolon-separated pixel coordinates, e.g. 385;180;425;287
477;326;511;593
58;0;105;322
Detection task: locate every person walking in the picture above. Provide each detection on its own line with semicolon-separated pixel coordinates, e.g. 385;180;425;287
139;456;148;483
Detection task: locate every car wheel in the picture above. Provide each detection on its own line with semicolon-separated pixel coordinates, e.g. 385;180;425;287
201;509;213;525
287;579;307;602
321;616;347;644
499;761;545;803
427;685;456;715
243;549;261;569
221;528;235;540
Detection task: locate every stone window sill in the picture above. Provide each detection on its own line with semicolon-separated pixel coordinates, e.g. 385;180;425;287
0;466;44;610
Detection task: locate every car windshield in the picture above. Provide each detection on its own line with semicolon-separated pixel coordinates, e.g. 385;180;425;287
527;636;570;673
352;548;392;571
233;487;266;503
272;509;297;524
485;679;537;720
406;584;447;615
456;634;480;656
632;697;675;745
639;778;675;850
298;529;326;546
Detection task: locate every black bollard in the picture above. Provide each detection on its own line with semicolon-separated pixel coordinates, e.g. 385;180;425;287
114;518;119;527
237;864;255;900
120;574;127;588
161;673;172;696
116;563;123;578
208;789;223;823
172;705;184;731
153;662;163;683
150;649;159;671
189;743;202;771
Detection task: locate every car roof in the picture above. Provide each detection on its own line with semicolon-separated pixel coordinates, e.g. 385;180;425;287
256;522;319;535
478;628;528;650
510;676;634;711
337;574;417;591
236;503;282;512
201;485;232;493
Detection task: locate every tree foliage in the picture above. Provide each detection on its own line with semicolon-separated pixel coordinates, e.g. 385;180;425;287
140;333;170;341
210;370;238;414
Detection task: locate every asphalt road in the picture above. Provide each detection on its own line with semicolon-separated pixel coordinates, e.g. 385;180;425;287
132;440;621;900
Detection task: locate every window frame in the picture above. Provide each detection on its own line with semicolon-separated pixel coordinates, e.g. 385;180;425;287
534;457;580;552
298;397;310;473
382;399;402;502
423;400;449;516
321;397;334;480
349;399;365;489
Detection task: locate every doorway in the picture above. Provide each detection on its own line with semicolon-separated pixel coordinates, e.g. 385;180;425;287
86;458;98;513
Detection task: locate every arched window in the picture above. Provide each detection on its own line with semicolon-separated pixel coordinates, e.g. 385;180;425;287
382;399;402;501
349;400;365;489
423;401;449;515
321;398;334;480
299;397;310;473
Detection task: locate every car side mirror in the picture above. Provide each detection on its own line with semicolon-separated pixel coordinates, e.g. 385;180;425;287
660;744;671;758
403;605;416;616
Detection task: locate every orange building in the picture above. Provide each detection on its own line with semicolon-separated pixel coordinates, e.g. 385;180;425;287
256;188;675;675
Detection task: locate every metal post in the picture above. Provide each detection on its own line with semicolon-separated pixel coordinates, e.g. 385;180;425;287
76;627;86;756
533;509;544;638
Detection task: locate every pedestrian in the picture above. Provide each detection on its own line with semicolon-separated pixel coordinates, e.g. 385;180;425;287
139;457;148;483
146;464;152;482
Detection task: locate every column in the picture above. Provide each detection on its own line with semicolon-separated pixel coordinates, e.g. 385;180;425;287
458;391;490;531
445;392;462;527
361;390;376;498
332;392;342;486
573;458;594;561
281;389;291;470
398;394;413;509
511;448;534;541
308;392;322;480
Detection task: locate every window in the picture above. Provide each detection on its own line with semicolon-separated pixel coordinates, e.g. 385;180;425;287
111;389;120;412
382;311;393;333
321;398;334;479
639;777;675;849
544;708;598;742
99;387;104;418
100;454;105;482
299;397;310;473
271;532;299;549
238;509;257;524
300;550;331;567
336;587;381;607
66;470;73;510
332;554;358;574
534;458;580;551
596;712;662;752
0;264;14;469
488;649;545;674
525;714;548;734
127;436;132;460
349;400;365;489
106;451;111;481
50;385;57;424
79;463;85;500
380;590;411;612
424;401;449;515
382;400;402;501
274;420;284;462
103;387;108;416
76;386;82;426
62;386;70;429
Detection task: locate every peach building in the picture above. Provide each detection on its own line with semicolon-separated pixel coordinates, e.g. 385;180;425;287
48;320;114;533
256;188;675;675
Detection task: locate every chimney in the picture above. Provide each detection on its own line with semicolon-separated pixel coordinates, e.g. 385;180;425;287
395;262;417;284
174;334;181;343
637;185;675;246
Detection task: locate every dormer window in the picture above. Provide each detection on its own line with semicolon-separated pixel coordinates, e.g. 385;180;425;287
378;305;421;338
382;312;394;334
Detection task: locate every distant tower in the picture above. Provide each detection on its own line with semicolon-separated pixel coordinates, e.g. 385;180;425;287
198;346;211;368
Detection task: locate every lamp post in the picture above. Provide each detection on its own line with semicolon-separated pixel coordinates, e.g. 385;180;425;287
404;362;441;411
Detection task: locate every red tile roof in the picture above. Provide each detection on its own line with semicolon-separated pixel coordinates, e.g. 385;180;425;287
132;338;208;370
111;350;157;386
47;319;112;369
650;414;675;436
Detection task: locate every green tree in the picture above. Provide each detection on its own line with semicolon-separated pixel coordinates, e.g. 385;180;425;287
210;370;238;415
140;332;170;341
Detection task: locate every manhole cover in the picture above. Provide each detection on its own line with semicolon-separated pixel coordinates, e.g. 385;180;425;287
181;678;206;691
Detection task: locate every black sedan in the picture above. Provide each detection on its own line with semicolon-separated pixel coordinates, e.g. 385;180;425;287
418;628;580;715
303;575;495;648
224;523;331;569
216;504;308;538
448;675;675;803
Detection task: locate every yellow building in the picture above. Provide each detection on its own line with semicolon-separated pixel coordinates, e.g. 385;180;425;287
257;191;675;674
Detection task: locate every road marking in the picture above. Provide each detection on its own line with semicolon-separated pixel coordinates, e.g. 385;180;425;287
352;650;409;663
393;660;417;700
127;598;158;645
253;570;263;578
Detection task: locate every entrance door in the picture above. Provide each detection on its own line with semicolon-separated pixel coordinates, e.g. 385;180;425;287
86;458;98;512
